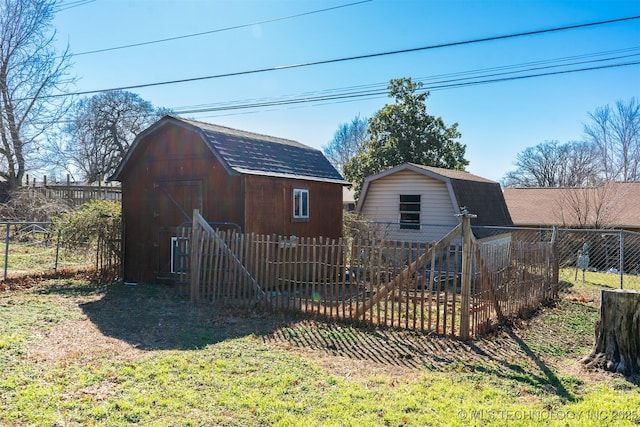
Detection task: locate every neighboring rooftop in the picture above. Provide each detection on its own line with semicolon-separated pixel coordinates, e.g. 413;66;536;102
504;182;640;229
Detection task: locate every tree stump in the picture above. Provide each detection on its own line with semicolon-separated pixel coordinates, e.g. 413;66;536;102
581;289;640;375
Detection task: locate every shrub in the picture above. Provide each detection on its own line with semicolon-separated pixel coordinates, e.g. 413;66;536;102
343;211;391;240
53;200;121;249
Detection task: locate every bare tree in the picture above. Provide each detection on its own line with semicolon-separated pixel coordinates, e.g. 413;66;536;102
556;185;617;229
323;114;368;174
584;98;640;182
52;91;170;182
503;140;601;188
0;0;73;190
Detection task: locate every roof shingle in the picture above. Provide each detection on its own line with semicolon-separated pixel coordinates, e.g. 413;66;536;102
183;117;347;184
504;183;640;229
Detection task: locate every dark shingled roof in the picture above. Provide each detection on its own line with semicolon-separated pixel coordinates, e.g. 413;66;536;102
112;115;348;184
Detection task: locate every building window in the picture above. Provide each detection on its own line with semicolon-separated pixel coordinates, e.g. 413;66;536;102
293;188;309;219
399;194;420;229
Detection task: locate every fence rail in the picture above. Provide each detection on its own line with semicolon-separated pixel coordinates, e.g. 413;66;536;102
23;175;121;208
0;221;121;281
473;226;640;289
183;210;558;339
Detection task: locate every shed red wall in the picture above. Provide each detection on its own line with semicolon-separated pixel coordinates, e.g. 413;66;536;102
119;124;243;282
242;175;343;239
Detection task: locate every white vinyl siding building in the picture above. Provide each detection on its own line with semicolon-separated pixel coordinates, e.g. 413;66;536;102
358;168;459;242
356;163;513;243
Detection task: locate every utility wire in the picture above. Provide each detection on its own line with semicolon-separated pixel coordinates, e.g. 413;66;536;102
43;14;640;100
55;0;96;12
43;58;638;125
37;48;639;124
171;48;640;112
175;61;640;114
70;0;372;57
194;59;640;118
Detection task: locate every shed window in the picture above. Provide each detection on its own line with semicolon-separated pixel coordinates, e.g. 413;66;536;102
293;188;309;219
399;194;420;229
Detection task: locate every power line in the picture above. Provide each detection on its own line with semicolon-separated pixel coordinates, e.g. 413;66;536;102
41;58;639;125
190;60;640;120
34;46;639;126
172;47;640;113
70;0;372;57
43;14;640;100
176;61;640;114
428;61;640;91
55;0;96;12
193;59;640;119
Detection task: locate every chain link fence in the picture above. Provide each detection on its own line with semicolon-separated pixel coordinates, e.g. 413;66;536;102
473;226;640;289
0;222;95;280
554;228;640;289
346;220;640;289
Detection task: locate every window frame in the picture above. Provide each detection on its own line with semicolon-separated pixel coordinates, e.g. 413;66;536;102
399;194;421;230
293;188;309;219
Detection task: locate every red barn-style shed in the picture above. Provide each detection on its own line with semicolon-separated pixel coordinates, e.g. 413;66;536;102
111;115;348;283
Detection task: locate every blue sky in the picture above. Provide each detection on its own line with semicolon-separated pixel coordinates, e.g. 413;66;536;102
52;0;640;183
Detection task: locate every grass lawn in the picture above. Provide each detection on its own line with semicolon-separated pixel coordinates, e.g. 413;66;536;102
0;272;638;426
0;238;94;277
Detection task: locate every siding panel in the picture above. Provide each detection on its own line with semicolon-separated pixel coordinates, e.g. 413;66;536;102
361;170;457;225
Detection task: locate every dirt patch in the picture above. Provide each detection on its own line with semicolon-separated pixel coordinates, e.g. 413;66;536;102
265;319;547;388
0;269;97;292
29;318;144;363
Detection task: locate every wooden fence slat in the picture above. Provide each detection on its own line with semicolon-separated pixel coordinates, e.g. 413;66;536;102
451;244;460;336
312;237;318;315
410;242;417;331
339;238;345;314
321;237;329;317
352;239;360;321
238;232;246;304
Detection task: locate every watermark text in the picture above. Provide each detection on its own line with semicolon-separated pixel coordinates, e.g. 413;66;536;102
457;409;639;422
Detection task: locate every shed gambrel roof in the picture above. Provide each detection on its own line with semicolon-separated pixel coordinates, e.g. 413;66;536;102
112;115;349;184
357;163;513;227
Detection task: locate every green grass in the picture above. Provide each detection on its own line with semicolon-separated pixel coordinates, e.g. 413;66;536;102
559;267;640;292
0;277;638;426
0;237;94;274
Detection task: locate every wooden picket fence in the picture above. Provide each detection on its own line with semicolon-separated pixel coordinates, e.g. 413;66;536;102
182;210;558;338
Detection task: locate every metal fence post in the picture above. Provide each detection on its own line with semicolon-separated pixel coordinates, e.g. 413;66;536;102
3;223;9;281
620;230;624;289
54;229;61;271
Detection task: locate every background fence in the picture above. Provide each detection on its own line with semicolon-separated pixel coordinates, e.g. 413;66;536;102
0;221;121;280
184;211;558;338
348;221;640;290
23;175;121;208
473;226;640;290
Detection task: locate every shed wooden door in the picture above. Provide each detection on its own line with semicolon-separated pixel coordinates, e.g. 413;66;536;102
154;180;203;281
